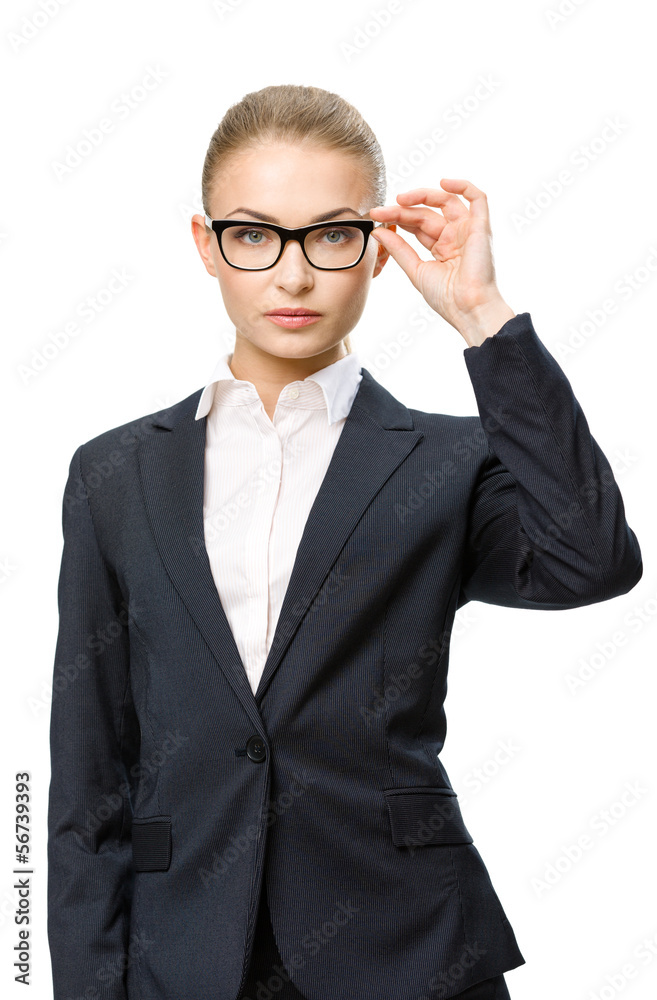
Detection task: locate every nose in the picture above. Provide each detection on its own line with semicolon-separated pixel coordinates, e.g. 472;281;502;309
280;236;307;260
275;237;315;275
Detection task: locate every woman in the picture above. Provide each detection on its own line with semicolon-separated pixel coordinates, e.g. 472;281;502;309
47;85;643;1000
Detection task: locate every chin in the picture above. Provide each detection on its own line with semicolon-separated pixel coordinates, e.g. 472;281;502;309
242;330;344;358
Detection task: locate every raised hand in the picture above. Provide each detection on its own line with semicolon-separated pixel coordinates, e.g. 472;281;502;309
370;179;515;346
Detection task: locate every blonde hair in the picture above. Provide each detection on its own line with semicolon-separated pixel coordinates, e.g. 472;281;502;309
201;84;386;355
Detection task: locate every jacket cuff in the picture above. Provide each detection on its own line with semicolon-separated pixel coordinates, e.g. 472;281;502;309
461;310;568;399
462;309;534;355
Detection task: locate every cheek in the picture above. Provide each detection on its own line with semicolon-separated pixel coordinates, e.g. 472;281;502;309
339;273;371;315
216;271;268;323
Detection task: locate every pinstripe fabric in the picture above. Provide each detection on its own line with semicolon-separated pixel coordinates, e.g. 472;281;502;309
194;351;363;695
46;312;643;1000
239;878;512;999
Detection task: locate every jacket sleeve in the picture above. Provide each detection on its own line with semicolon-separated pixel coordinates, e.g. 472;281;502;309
47;443;140;1000
456;312;643;610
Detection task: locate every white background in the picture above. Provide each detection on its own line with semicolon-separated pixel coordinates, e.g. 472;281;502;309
1;1;655;998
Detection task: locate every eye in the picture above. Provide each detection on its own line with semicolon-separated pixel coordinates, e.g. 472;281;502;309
231;227;272;245
314;227;357;244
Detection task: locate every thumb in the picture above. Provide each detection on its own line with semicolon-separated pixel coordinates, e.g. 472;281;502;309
371;226;421;286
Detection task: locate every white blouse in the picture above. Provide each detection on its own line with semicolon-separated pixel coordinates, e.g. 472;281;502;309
194;350;364;695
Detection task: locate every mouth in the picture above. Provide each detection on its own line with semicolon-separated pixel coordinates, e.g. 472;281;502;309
265;308;323;328
265;308;322;316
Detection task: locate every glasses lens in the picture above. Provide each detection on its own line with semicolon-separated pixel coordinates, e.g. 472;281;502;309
220;224;365;269
221;225;280;269
304;225;365;268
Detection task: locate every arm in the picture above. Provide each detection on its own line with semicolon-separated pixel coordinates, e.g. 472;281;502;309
368;180;642;610
456;311;642;609
47;444;140;1000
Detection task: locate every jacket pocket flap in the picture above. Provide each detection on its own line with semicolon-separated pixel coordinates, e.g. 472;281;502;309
384;787;473;847
132;816;172;871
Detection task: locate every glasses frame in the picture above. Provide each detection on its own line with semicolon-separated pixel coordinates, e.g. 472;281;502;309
203;215;388;271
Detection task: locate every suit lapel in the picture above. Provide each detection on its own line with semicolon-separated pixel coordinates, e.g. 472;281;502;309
138;369;424;722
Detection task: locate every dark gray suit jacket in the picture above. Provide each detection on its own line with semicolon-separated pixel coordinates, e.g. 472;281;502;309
47;312;642;1000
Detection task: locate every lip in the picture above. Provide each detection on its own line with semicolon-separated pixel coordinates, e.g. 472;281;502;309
265;308;322;316
265;308;323;329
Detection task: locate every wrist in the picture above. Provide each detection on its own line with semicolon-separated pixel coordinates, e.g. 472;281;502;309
457;298;516;347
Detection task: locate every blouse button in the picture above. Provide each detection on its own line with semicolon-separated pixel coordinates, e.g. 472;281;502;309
287;387;300;399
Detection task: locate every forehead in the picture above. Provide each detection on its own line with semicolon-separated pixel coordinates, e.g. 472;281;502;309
210;143;372;222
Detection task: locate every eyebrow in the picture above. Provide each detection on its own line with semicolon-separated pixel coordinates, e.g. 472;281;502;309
225;206;363;224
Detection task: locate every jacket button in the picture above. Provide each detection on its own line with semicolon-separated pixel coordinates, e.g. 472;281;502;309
246;736;267;762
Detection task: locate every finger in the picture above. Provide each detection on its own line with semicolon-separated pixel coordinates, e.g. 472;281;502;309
390;219;450;255
377;187;467;224
375;226;444;257
370;227;423;286
371;193;460;219
370;205;450;239
403;226;448;255
395;181;488;223
433;179;489;221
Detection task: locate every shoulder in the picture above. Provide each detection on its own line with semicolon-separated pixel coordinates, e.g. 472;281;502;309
408;407;481;434
409;408;491;467
71;386;203;475
357;368;482;435
356;368;489;462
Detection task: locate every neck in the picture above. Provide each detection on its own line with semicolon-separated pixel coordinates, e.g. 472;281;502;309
227;337;348;417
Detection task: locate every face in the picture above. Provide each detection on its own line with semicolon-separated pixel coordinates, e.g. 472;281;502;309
191;142;394;368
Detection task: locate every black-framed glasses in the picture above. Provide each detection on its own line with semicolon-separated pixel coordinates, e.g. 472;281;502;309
204;215;388;271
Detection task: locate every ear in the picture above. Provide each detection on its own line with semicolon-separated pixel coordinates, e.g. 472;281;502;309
371;224;396;278
191;214;218;278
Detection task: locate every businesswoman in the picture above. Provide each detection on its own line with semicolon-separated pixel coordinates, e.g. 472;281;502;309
47;84;643;1000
